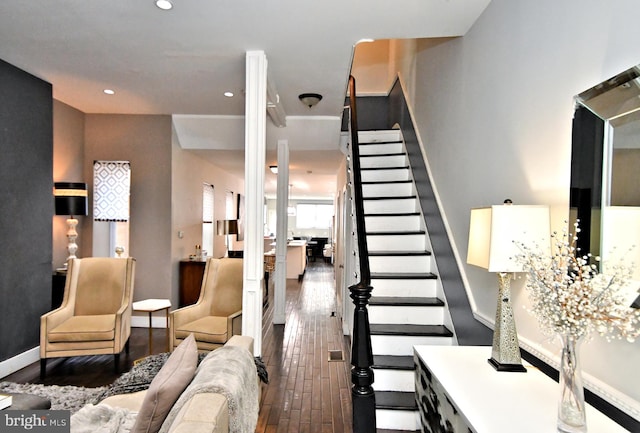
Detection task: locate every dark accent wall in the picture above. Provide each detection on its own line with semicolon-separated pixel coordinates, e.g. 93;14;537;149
387;79;491;346
0;59;53;362
342;96;390;132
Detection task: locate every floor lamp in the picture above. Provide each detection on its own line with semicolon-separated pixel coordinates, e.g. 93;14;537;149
467;201;550;372
54;182;88;265
217;219;238;257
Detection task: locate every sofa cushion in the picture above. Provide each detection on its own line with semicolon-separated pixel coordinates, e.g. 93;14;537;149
174;317;228;344
48;315;116;342
132;333;197;433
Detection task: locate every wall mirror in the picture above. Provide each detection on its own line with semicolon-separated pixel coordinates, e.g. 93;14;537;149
571;64;640;307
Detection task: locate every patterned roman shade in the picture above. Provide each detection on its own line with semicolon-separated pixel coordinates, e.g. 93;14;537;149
93;160;131;222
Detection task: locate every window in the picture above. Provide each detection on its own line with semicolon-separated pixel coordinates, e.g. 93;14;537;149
225;190;234;250
202;183;214;256
296;203;333;229
93;160;131;257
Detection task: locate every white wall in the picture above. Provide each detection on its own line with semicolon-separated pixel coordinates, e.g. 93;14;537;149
412;0;640;419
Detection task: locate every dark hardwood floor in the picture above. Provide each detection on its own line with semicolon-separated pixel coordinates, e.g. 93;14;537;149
2;261;354;433
258;261;353;433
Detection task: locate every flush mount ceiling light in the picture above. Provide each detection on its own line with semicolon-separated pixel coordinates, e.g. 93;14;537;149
298;93;323;108
224;91;234;98
155;0;173;10
103;89;115;95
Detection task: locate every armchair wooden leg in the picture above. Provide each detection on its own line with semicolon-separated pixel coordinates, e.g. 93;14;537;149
40;359;47;380
125;338;130;355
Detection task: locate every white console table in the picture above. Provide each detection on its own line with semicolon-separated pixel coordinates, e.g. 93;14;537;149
413;346;629;432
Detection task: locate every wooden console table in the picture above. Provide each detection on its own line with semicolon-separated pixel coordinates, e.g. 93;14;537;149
178;260;206;307
413;346;628;432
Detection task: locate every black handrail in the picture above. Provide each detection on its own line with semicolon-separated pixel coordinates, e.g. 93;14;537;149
347;75;376;433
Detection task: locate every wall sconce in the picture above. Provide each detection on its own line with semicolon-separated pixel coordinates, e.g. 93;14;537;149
298;93;323;108
269;165;278;174
217;219;238;257
467;201;550;372
54;182;88;264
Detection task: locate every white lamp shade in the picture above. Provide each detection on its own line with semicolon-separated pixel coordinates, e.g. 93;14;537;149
602;206;640;281
467;205;551;273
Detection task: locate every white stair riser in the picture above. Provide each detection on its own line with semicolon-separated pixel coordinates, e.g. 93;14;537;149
360;154;407;168
369;305;444;325
363;199;418;214
372;335;453;356
365;215;421;232
358;130;401;143
369;255;431;273
373;369;415;392
362;182;413;197
359;142;403;155
367;235;425;251
376;409;420;431
371;279;437;297
361;169;410;183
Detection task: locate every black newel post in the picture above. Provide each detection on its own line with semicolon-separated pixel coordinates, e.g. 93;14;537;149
350;281;376;432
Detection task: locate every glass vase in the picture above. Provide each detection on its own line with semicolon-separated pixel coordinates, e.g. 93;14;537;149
557;333;587;433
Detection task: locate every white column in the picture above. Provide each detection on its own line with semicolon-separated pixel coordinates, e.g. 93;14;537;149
243;50;267;357
274;139;289;324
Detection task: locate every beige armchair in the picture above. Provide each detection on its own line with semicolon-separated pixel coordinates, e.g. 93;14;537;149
40;257;136;378
170;258;243;352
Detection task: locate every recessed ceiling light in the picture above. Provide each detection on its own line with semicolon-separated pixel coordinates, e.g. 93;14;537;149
155;0;173;10
224;91;234;98
103;89;115;95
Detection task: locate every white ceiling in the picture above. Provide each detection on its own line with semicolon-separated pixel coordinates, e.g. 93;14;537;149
0;0;490;198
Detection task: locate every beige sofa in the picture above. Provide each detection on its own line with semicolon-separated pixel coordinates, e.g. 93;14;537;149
91;335;258;433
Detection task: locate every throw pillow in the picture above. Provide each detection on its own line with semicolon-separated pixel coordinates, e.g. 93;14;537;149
131;333;197;433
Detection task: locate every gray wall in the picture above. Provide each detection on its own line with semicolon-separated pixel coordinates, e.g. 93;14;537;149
0;59;52;361
84;114;173;302
412;0;640;425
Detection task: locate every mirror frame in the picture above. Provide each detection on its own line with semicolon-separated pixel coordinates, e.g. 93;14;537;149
571;65;640;308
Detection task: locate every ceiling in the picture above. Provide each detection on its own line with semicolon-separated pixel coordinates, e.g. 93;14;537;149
0;0;490;198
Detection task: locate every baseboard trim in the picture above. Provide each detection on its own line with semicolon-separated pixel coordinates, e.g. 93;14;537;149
0;346;39;379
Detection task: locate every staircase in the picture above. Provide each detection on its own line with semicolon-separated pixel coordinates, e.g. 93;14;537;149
357;129;455;432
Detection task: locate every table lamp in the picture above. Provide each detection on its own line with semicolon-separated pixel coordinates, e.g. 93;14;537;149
217;219;238;257
54;182;88;263
467;201;550;372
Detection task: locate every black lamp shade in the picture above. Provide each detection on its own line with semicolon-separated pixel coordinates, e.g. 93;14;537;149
54;182;88;216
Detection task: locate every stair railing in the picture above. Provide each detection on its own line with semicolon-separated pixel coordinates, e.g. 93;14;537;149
347;75;376;432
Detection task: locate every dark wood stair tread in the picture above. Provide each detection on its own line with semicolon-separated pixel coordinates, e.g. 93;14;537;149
360;152;405;157
361;166;409;171
370;323;452;337
372;355;415;370
359;140;403;145
375;391;417;410
363;195;416;201
369;296;444;307
365;212;420;217
368;250;431;256
362;180;412;185
370;272;437;279
366;231;425;236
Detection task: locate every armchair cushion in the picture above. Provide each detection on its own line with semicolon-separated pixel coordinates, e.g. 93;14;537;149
132;334;198;433
48;315;116;342
174;316;228;345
